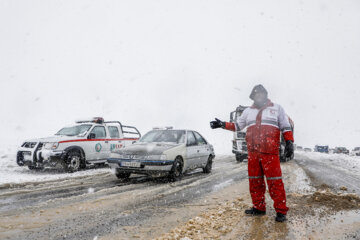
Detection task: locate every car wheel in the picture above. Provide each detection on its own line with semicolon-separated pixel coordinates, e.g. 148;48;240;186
203;155;213;174
168;157;183;181
115;169;131;179
62;151;82;173
235;154;246;162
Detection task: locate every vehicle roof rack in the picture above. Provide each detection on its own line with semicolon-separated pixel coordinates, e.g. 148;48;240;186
105;121;141;138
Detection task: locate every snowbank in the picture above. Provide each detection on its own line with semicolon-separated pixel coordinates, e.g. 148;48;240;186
0;148;112;186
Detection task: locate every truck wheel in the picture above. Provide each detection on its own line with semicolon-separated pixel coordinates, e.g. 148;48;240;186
115;169;131;179
236;154;246;162
203;155;213;174
168;157;183;181
16;152;25;166
63;151;82;173
28;165;36;170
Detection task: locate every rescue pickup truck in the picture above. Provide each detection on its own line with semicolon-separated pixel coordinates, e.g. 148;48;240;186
16;117;141;172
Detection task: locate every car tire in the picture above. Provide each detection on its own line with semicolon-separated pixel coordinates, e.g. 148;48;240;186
62;150;82;173
115;169;131;179
235;154;246;162
168;157;183;181
203;155;213;174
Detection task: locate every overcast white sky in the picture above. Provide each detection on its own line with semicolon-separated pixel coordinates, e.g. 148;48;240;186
1;0;360;153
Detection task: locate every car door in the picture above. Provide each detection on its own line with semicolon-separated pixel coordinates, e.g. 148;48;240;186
193;131;210;165
107;125;124;154
87;126;107;161
186;131;200;170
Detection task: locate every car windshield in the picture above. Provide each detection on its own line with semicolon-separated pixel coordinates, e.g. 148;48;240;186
55;124;92;136
140;130;186;144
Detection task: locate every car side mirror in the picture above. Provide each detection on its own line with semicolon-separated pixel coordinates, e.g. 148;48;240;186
88;133;96;139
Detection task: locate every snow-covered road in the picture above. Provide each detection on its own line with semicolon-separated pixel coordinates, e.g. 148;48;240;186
0;155;249;240
295;152;360;194
0;152;360;240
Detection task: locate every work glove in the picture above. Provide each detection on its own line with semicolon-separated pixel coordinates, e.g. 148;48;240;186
284;140;294;158
210;118;226;129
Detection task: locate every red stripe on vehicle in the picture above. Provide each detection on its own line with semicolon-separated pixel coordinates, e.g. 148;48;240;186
58;138;139;144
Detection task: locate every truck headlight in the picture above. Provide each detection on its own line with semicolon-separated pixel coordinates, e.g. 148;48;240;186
51;142;59;150
44;142;59;150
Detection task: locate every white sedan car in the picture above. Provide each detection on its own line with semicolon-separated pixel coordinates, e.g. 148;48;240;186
107;128;215;181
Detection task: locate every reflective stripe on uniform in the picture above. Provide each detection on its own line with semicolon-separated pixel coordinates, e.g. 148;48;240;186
247;120;256;126
248;176;264;179
267;176;282;180
261;119;279;127
281;127;292;132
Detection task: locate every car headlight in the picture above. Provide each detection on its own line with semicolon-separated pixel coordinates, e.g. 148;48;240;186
144;154;167;160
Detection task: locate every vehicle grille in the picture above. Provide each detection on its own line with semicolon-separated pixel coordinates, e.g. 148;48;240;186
37;142;43;149
21;142;37;148
233;140;248;151
241;142;247;151
34;142;44;163
237;131;246;138
232;140;237;149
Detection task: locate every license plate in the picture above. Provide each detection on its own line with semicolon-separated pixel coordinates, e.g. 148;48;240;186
121;161;141;168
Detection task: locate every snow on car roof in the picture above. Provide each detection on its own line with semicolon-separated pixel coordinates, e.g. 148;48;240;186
151;129;194;132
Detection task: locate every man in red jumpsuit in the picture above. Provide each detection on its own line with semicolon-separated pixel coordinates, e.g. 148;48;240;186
210;84;294;222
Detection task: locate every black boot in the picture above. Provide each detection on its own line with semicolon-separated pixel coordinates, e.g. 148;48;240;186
275;212;287;222
244;207;266;216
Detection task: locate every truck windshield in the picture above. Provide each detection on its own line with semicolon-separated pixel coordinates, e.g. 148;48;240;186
55;124;92;136
140;130;185;144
